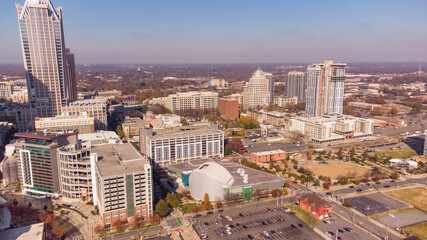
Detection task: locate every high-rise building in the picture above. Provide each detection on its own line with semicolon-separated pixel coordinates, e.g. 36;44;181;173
305;61;346;117
16;0;77;118
218;97;239;120
243;68;274;109
286;71;306;103
0;82;14;100
424;133;427;158
65;48;77;101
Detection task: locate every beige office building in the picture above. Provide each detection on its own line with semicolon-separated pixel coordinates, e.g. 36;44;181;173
62;99;108;130
35;115;95;134
165;91;218;113
243;68;274;109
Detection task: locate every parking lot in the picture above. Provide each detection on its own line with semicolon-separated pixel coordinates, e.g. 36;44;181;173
243;141;310;154
374;208;427;228
343;192;408;216
193;207;322;240
315;215;376;240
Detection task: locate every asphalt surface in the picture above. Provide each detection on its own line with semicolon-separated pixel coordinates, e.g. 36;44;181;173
100;224;164;240
194;207;322;240
332;177;427;195
374;208;427;228
243;140;310;153
344;192;408;216
316;214;376;240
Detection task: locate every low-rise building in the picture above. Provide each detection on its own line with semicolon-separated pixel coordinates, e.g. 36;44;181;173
165;91;218;113
91;143;153;227
209;78;228;88
62;99;108;130
250;150;286;163
347;102;400;112
140;124;224;166
299;194;333;220
122;117;148;138
35;114;95;134
290;114;373;143
218;97;239;120
0;82;14;99
274;96;298;107
247;110;287;126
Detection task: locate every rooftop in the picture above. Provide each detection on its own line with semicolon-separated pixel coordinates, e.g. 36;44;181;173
94;143;148;177
252;67;266;77
14;130;77;140
0;223;44;240
67;99;106;106
293;114;370;126
79;131;122;147
252;149;286;156
142;124;221;139
35;114;94;122
300;194;331;209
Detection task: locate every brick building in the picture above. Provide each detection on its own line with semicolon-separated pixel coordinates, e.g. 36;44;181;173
218;97;239;120
250;150;286;163
299;194;333;220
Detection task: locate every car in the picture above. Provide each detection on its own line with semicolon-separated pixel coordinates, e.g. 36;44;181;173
292;181;298;184
337;236;342;240
369;187;374;190
204;222;208;226
242;225;248;230
376;182;381;185
278;229;282;233
248;235;253;239
366;183;371;186
338;229;344;233
290;224;296;229
207;211;213;215
344;227;352;232
263;231;270;237
325;232;333;237
215;220;219;225
194;214;202;218
226;229;232;235
388;213;395;218
261;222;267;226
356;189;362;192
328;231;334;236
219;230;224;236
227;216;233;221
349;185;354;188
270;230;276;234
298;223;303;227
218;209;224;212
323;220;331;224
384;185;390;188
236;223;241;227
390;180;396;183
239;213;244;217
284;208;291;212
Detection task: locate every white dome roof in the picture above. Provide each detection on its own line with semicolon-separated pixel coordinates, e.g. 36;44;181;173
252;67;265;77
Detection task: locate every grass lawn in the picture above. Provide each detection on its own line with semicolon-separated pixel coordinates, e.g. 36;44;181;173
404;222;427;240
371;147;418;159
386;187;427;212
291;206;319;227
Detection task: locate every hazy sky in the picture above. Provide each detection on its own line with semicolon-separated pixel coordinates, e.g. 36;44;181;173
1;0;426;64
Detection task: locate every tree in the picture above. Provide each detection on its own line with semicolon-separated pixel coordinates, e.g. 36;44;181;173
171;199;180;208
271;189;282;197
154;199;169;218
94;224;104;235
215;201;222;209
391;172;399;180
44;213;56;227
323;182;330;189
181;203;196;214
203;193;213;210
51;222;68;239
15;182;20;190
307;152;312;161
111;220;125;232
337;148;343;160
38;210;48;222
116;125;124;138
181;118;188;126
286;155;290;161
363;149;369;160
224;145;232;155
282;188;288;195
390;107;398;115
27;202;32;208
47;204;56;212
237;117;259;129
313;179;320;187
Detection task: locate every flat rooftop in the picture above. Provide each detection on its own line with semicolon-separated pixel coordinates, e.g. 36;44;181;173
293;114;369;125
67;99;106;106
94;143;148;177
0;223;44;240
14;130;78;140
252;149;286;156
143;124;221;139
79;131;122;146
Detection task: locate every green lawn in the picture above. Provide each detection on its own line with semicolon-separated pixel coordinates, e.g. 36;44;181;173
291;206;318;227
386;187;427;212
404;222;427;240
371;147;418;159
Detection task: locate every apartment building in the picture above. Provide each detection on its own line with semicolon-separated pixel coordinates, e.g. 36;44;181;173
62;99;108;130
91;144;153;227
35;114;95;134
140;124;224;166
218;97;239;120
285;71;306;103
290;114;373;143
305;61;346;117
209;78;228;88
165;91;218;113
0;82;14;99
14;131;79;196
0;103;37;132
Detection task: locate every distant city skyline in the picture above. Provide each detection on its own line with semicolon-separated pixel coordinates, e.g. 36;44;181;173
1;0;426;64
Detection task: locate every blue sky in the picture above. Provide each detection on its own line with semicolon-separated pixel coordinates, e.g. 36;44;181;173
1;0;426;64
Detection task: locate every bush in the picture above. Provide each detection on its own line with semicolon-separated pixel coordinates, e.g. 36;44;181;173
181;203;196;214
342;203;352;208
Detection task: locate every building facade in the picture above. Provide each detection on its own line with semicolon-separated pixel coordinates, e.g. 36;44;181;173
91;144;153;227
165;91;218;113
218;97;239;120
61;99;108;130
0;82;14;100
285;71;306;103
290;114;373;143
15;131;79;196
16;0;77;118
250;150;286;163
274;96;298;107
305;61;346;117
243;68;274;109
300;194;333;220
35;115;95;134
140;124;224;166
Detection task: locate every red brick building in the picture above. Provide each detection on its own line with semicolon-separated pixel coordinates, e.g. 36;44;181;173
299;194;333;220
250;150;286;163
219;97;239;120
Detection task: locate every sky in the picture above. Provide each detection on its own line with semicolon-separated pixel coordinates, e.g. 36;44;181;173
0;0;426;64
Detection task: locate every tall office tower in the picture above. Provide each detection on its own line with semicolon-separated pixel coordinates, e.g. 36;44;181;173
16;0;77;117
243;68;274;109
305;60;346;117
265;72;275;105
286;71;306;103
65;48;77;101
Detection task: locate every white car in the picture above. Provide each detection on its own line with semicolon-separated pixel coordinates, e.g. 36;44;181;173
284;208;291;212
226;229;232;235
263;231;270;237
227;216;233;221
388;213;395;218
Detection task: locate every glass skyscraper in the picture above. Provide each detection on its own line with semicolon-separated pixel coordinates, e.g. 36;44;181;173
16;0;77;118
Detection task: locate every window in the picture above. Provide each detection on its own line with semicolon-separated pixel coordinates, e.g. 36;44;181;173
207;141;213;155
105;213;111;222
176;145;182;159
112;212;118;220
136;207;141;216
120;210;125;219
183;145;188;158
163;147;169;161
155;147;162;161
214;141;219;155
189;144;194;157
195;143;201;156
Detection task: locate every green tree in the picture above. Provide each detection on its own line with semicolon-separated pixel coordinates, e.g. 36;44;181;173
224;145;232;155
154;199;169;218
116;125;124;138
171;199;180;208
237;117;259;129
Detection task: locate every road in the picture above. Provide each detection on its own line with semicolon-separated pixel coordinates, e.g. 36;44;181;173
100;224;164;240
332;177;427;195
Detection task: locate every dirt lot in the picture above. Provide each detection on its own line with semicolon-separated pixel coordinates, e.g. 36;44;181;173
306;161;371;179
404;222;427;240
386;187;427;212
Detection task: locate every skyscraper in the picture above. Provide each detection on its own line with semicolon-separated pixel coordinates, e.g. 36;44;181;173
16;0;77;118
243;68;274;109
286;71;306;103
305;60;346;117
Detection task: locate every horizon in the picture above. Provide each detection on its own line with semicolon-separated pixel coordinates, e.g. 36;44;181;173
0;0;426;64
